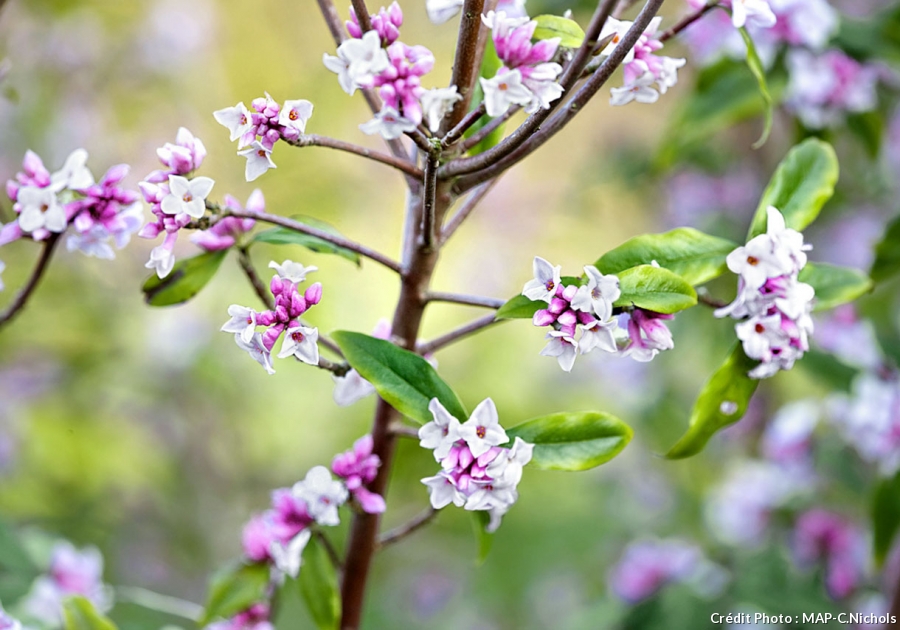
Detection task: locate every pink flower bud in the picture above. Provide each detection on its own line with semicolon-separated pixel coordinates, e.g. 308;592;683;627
304;282;322;306
533;309;556;327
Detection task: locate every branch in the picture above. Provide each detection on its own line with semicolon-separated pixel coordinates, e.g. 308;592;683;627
697;291;727;309
421;153;439;250
417;313;503;355
316;0;348;43
314;529;344;571
237;247;275;310
460;106;519;152
442;103;486;148
0;234;60;330
377;508;438;549
388;421;419;438
426;291;505;309
350;0;374;32
557;0;617;91
439;0;487;135
288;135;423;178
115;587;203;621
221;209;402;274
659;2;716;42
440;178;499;242
316;356;351;376
407;128;434;153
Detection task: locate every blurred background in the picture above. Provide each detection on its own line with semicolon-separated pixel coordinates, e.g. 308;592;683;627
1;0;900;627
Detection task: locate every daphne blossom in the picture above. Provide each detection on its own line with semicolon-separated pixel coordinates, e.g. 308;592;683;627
332;434;386;514
192;190;262;251
292;466;349;527
730;0;777;29
160;175;214;219
426;0;464;24
421;86;463;132
608;539;705;603
49;148;94;192
16;186;66;233
323;31;390;95
359;107;417;140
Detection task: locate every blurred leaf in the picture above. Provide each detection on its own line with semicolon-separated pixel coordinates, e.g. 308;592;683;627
199;562;270;627
252;215;361;266
0;519;38;576
871;214;900;283
872;470;900;565
532;15;585;47
847;110;884;158
465;39;505;155
496;294;543;320
142;250;227;307
471;511;494;565
738;27;773;148
835;5;900;64
63;597;118;630
667;344;759;459
799;263;872;311
747;139;839;239
298;536;340;630
332;331;467;424
614;265;698;314
596;228;738;286
507;411;633;471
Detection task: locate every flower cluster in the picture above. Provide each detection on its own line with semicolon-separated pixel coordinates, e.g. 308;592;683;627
2;149;142;259
608;538;718;603
222;260;322;375
191;190;262;252
601;16;686;106
331;434;386;514
214;95;314;181
715;206;815;379
479;11;564;117
419;398;533;532
20;541;111;626
207;604;273;630
793;509;867;600
138;127;214;278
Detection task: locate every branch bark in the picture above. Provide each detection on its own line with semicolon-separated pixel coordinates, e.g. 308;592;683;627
417;312;502;355
426;291;505;309
289;135;423;178
377;508;439;549
439;0;487;135
0;235;60;330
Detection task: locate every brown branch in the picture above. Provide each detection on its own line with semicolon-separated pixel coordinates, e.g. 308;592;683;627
350;0;374;32
440;178;498;242
439;0;487;135
421;154;440;250
0;234;60;330
459;106;519;151
316;356;351;376
558;0;618;91
316;0;348;43
417;313;503;355
426;291;505;309
698;292;727;309
660;2;717;42
288;134;423;178
442;104;486;148
237;247;275;310
376;508;438;549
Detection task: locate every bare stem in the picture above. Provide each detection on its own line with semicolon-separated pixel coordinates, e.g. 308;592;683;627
0;235;60;330
221;209;402;274
350;0;373;32
316;0;348;43
440;178;499;242
315;529;344;571
442;104;486;148
460;107;519;151
698;291;727;309
422;154;440;250
289;135;423;178
237;247;275;310
426;291;505;309
388;421;419;438
659;2;717;42
558;0;618;90
417;313;503;355
115;587;203;621
440;0;487;135
316;356;351;376
377;508;438;549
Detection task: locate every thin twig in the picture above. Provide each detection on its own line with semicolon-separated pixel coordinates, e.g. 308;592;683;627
422;154;439;249
407;128;434;153
558;0;617;90
426;291;505;309
659;2;716;42
0;234;60;330
350;0;374;32
440;178;499;242
317;356;351;376
388;421;419;438
289;135;423;178
316;0;348;43
442;104;486;148
417;313;504;355
460;107;519;152
221;209;402;274
237;247;275;310
377;508;438;549
315;530;344;571
115;587;203;621
439;0;487;135
697;292;727;309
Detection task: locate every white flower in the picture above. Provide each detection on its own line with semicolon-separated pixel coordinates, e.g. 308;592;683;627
421;472;465;508
279;99;314;134
458;398;509;457
160;175;215;219
17;186;66;233
599;18;637;63
238;141;277;182
481;10;530;32
420;86;463;132
359;107;417;140
332;370;376;406
736;313;790;362
485;437;534;487
270;529;311;579
731;0;776;29
571;266;620;319
278;325;320;365
725;239;790;290
324;31;390;95
427;0;464;24
145;244;176;279
579;318;618;354
213;102;254;146
322;52;357;95
480;69;534;117
269;260;317;283
0;260;4;292
234;332;276;375
540;330;578;371
522;256;562;302
221;305;258;344
50;148;94;192
610;73;660;106
292;466;349;526
463;481;517;512
775;281;815;320
656;56;687;94
521;63;564;113
66;225;116;260
419;398;463;461
109;202;145;250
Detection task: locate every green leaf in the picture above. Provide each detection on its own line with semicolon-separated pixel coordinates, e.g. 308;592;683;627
614;265;698;314
596;228;738;286
532;15;585;48
747;139;839;239
252;215;361;266
496;294;544;320
142;250;228;307
872;470;900;566
63;597;118;630
0;519;38;576
847;110;884;158
871;214;900;283
199;561;271;627
738;27;773;149
667;345;760;459
799;263;873;311
471;511;494;565
298;536;340;630
332;331;467;424
507;411;633;471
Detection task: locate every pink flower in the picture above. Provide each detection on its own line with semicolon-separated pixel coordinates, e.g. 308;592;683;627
347;2;403;45
332;435;386;514
242;514;276;562
793;510;866;600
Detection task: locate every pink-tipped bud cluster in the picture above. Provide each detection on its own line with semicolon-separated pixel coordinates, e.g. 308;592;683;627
331;434;386;514
142;127;207;184
371;42;435;126
792;509;866;600
347;1;403;45
191;190;262;252
207;603;273;630
603;17;686;106
620;308;675;362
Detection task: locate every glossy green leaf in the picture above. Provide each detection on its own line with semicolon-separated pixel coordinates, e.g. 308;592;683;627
799;263;873;311
667;345;760;459
738;27;773;149
507;411;633;471
142;250;227;307
532;15;585;48
614;265;698;314
496;294;543;320
872;470;900;565
198;561;271;627
63;597;118;630
298;536;340;630
252;215;361;266
332;331;467;424
596;228;738;286
871;214;900;283
748;139;839;239
471;511;494;565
